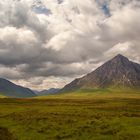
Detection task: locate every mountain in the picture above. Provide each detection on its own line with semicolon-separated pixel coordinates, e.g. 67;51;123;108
61;54;140;92
33;90;40;95
0;78;36;98
39;88;60;95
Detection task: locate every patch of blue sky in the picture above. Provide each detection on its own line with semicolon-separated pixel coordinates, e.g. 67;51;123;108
102;3;110;16
95;0;111;16
33;6;52;15
32;0;52;15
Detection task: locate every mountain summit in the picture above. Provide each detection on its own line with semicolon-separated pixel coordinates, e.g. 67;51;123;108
62;54;140;91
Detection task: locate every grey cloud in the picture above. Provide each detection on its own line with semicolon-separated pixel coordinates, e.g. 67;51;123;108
17;62;92;78
0;0;140;89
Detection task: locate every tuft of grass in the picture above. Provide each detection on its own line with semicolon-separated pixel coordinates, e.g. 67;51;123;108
0;126;17;140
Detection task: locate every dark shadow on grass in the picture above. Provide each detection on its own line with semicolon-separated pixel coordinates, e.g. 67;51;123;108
0;127;17;140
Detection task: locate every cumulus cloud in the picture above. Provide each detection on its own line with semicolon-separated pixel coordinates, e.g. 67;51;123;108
0;0;139;89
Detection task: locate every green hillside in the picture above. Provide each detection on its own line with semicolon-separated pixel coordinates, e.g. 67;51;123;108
0;94;6;98
36;88;140;99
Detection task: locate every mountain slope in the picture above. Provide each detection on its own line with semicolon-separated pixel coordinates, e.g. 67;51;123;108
0;78;36;98
61;54;140;92
38;88;60;96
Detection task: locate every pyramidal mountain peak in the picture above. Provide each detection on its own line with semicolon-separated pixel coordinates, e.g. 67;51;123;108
109;54;129;63
61;54;140;92
112;54;128;61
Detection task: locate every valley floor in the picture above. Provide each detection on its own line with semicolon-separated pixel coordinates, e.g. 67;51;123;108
0;93;140;140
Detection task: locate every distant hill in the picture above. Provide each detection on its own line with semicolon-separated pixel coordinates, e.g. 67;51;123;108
38;88;60;96
61;54;140;92
0;78;36;98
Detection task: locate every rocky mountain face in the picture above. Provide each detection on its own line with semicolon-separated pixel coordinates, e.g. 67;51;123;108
61;54;140;92
0;78;36;98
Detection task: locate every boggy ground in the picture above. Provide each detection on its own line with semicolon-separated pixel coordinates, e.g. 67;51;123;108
0;93;140;140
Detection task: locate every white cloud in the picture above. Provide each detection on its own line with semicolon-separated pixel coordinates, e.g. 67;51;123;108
0;27;36;45
105;42;132;56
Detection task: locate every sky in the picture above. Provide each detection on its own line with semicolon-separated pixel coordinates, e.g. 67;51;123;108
0;0;140;90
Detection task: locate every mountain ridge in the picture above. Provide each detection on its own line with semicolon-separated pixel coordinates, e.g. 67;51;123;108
38;88;60;95
61;54;140;92
0;78;36;98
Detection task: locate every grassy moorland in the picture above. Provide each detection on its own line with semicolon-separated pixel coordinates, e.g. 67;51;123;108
0;91;140;140
0;95;6;98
